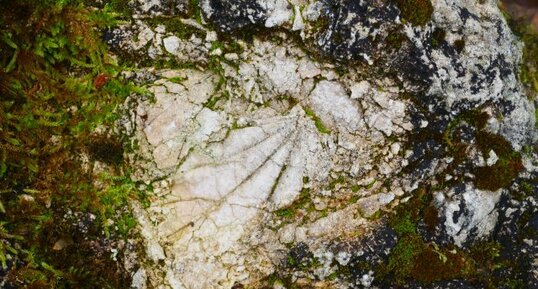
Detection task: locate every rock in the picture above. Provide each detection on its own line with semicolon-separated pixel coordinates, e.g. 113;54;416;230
131;268;147;289
112;0;538;287
163;36;180;54
434;185;502;246
486;150;499;166
308;80;362;133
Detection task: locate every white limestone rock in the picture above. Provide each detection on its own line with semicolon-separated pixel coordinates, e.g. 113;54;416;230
163;36;181;54
434;185;502;246
308;81;362;133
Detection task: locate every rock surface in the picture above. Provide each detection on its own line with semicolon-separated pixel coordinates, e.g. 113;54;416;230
112;0;538;288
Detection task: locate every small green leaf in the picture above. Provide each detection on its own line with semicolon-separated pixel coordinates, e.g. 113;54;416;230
1;33;17;49
5;50;18;72
7;138;20;146
27;161;39;173
0;163;7;177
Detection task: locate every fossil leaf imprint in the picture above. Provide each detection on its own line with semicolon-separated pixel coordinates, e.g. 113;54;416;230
153;106;334;251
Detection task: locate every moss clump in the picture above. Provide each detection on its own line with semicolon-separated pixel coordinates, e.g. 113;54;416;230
443;110;523;191
385;235;471;284
0;1;145;288
390;212;417;235
431;28;446;48
386;234;424;282
87;134;124;165
454;39;465;53
392;0;433;26
505;12;538;94
303;107;331;134
423;204;438;232
385;29;408;50
474;132;523;191
411;244;473;283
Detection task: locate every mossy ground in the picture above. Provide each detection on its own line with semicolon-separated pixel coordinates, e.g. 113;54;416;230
0;1;147;288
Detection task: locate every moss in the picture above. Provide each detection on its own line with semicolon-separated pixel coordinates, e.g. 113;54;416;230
144;16;205;39
387;234;425;283
274;188;311;220
454;39;465;53
386;218;474;285
473;132;523;191
106;0;133;18
505;13;538;94
188;0;203;24
303;107;331;134
385;29;408;50
502;279;527;289
411;245;473;283
431;28;446;48
442;109;522;191
0;2;143;288
468;241;501;269
87;134;124;165
308;15;330;35
390;212;417;236
392;0;433;26
423;204;438;232
378;180;521;287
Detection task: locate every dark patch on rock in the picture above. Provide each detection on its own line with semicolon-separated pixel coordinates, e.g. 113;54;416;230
316;0;434;88
202;0;267;33
316;0;399;60
285;242;314;268
330;226;398;285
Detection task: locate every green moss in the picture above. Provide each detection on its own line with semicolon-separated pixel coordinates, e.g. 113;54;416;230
0;2;145;288
168;76;185;84
431;28;446;48
303;107;331;134
505;14;538;94
378;184;516;287
328;174;346;190
274;188;311;220
189;0;203;24
392;0;433;26
385;198;474;285
387;234;424;283
308;15;330;35
390;212;417;236
106;0;132;18
385;29;408;50
145;16;205;39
